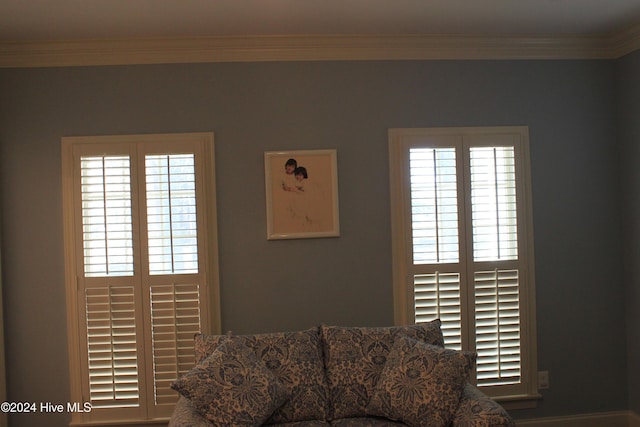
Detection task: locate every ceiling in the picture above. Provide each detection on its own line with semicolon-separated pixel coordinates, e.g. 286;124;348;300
2;0;640;42
1;0;639;67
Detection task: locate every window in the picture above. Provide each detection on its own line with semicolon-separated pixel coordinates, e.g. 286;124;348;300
389;127;538;404
61;133;221;424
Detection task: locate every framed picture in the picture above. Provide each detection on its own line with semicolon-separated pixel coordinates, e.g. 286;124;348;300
264;149;340;240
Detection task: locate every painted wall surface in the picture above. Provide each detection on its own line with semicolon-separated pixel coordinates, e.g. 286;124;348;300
619;49;640;415
0;59;629;426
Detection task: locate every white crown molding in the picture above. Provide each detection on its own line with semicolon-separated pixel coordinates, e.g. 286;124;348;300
0;27;637;68
608;22;640;58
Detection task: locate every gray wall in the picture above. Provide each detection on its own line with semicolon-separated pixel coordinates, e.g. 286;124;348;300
0;59;630;426
619;49;640;415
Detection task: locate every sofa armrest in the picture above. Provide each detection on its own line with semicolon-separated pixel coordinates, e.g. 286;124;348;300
168;396;213;427
451;384;516;427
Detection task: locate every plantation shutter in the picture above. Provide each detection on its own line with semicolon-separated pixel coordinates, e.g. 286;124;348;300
390;127;537;400
63;133;217;424
85;285;140;408
408;147;463;348
468;145;522;387
145;154;199;276
409;147;459;264
80;155;134;277
469;147;518;262
474;269;521;386
414;272;462;349
149;283;201;406
141;151;205;416
78;151;145;419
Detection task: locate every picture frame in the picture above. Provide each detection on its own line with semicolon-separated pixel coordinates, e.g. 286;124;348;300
264;149;340;240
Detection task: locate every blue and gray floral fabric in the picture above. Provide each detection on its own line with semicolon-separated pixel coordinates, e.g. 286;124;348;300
366;336;476;427
171;338;289;426
194;327;330;424
452;384;517;427
321;321;445;419
170;320;516;427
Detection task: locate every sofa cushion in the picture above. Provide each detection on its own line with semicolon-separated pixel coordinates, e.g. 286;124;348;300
452;384;516;427
171;337;290;426
330;417;407;426
169;397;213;427
194;327;330;423
366;336;476;427
270;422;331;426
321;320;444;419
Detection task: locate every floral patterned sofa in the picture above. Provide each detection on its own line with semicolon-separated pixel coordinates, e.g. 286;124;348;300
169;320;516;427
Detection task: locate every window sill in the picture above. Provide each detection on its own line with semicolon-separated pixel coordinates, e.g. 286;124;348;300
494;392;543;410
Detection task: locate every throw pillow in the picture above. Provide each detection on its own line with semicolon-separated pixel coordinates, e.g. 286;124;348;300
366;335;476;427
171;337;290;426
194;327;330;423
321;320;444;419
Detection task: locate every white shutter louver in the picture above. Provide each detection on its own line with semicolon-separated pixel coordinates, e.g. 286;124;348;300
469;147;518;262
81;156;134;277
409;148;459;264
150;283;201;405
146;154;198;276
414;272;462;349
85;285;139;408
474;269;521;386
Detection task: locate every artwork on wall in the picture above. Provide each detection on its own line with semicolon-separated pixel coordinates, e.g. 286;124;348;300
264;149;340;240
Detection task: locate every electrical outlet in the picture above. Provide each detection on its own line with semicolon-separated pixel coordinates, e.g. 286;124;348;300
538;370;550;389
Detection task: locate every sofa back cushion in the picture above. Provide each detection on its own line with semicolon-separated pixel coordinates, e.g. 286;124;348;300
171;337;290;426
321;320;444;420
193;327;330;424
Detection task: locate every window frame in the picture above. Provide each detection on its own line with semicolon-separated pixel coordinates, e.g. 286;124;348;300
61;132;222;425
389;126;539;407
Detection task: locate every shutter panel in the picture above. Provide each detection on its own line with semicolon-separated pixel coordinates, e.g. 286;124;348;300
469;145;522;386
85;285;140;408
145;154;198;276
144;153;203;407
150;283;201;405
469;147;518;262
81;156;134;277
474;269;521;386
65;133;217;423
414;272;461;349
409;148;459;264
